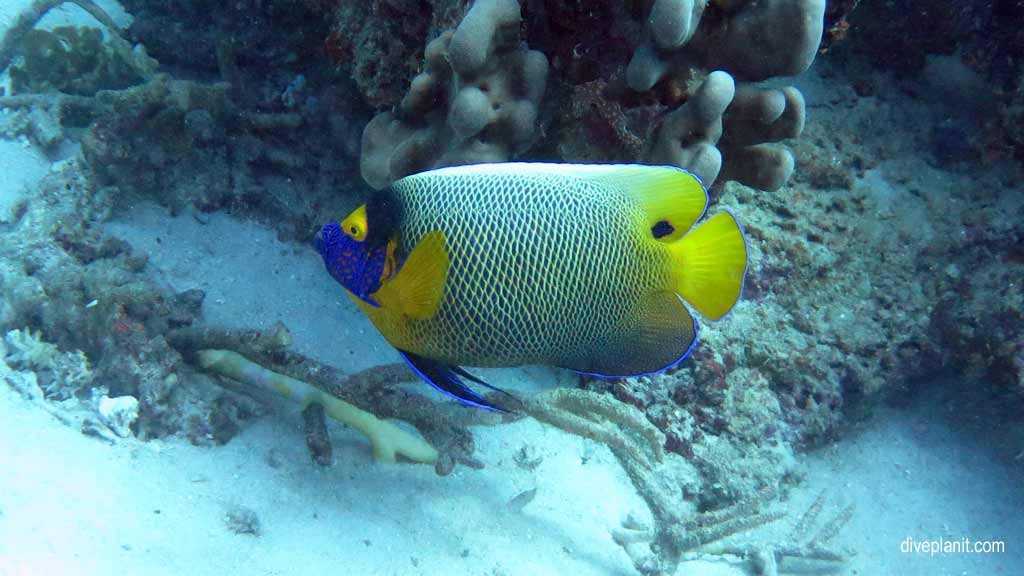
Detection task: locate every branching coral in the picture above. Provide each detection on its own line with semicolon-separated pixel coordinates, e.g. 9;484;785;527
353;0;824;190
646;70;735;189
699;490;854;575
522;387;850;575
525;388;665;469
360;0;548;189
626;0;825;90
717;84;806;191
643;67;806;190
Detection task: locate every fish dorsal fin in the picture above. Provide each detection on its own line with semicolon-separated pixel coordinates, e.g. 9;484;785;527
567;164;709;241
372;231;449;320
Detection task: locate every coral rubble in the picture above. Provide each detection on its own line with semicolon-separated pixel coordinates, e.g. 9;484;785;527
0;160;258;443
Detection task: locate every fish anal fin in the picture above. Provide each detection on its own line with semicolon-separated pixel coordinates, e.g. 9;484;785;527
568;291;698;378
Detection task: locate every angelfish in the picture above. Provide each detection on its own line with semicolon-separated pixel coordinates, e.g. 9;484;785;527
316;163;747;411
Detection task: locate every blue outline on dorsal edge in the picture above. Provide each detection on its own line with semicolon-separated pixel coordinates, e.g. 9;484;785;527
398;351;503;412
394;163;735;385
571;302;700;380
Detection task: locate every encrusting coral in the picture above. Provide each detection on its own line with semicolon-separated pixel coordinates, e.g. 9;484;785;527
0;0;360;225
4;328;94;401
0;0;125;74
0;1;156;103
8;25;155;96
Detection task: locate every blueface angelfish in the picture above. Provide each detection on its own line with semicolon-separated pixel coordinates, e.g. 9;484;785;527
316;163;747;411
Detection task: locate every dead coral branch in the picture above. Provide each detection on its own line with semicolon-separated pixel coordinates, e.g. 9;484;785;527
524;388;665;468
168;323;487;474
197;348;437;464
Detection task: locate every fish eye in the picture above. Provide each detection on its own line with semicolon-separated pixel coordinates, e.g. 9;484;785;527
340;205;369;242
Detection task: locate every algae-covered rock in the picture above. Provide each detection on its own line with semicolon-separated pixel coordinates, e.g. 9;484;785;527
10;26;155;96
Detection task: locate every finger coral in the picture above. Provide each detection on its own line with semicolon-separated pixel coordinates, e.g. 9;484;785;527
637;0;825;190
360;0;548;189
356;0;823;191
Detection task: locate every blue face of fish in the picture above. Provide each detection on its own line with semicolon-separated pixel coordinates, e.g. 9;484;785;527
315;220;388;307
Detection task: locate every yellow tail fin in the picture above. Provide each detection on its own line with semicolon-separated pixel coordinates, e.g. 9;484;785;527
669;211;747;321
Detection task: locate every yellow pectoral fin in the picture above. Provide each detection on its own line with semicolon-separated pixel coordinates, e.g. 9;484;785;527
670;211;748;321
372;231;449;320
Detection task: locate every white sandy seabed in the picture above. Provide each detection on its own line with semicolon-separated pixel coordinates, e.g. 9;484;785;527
1;2;1022;576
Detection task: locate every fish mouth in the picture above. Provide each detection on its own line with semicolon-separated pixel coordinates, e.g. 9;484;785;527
313;227;327;255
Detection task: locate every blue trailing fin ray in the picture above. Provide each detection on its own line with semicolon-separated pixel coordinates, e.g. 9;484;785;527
399;350;515;412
